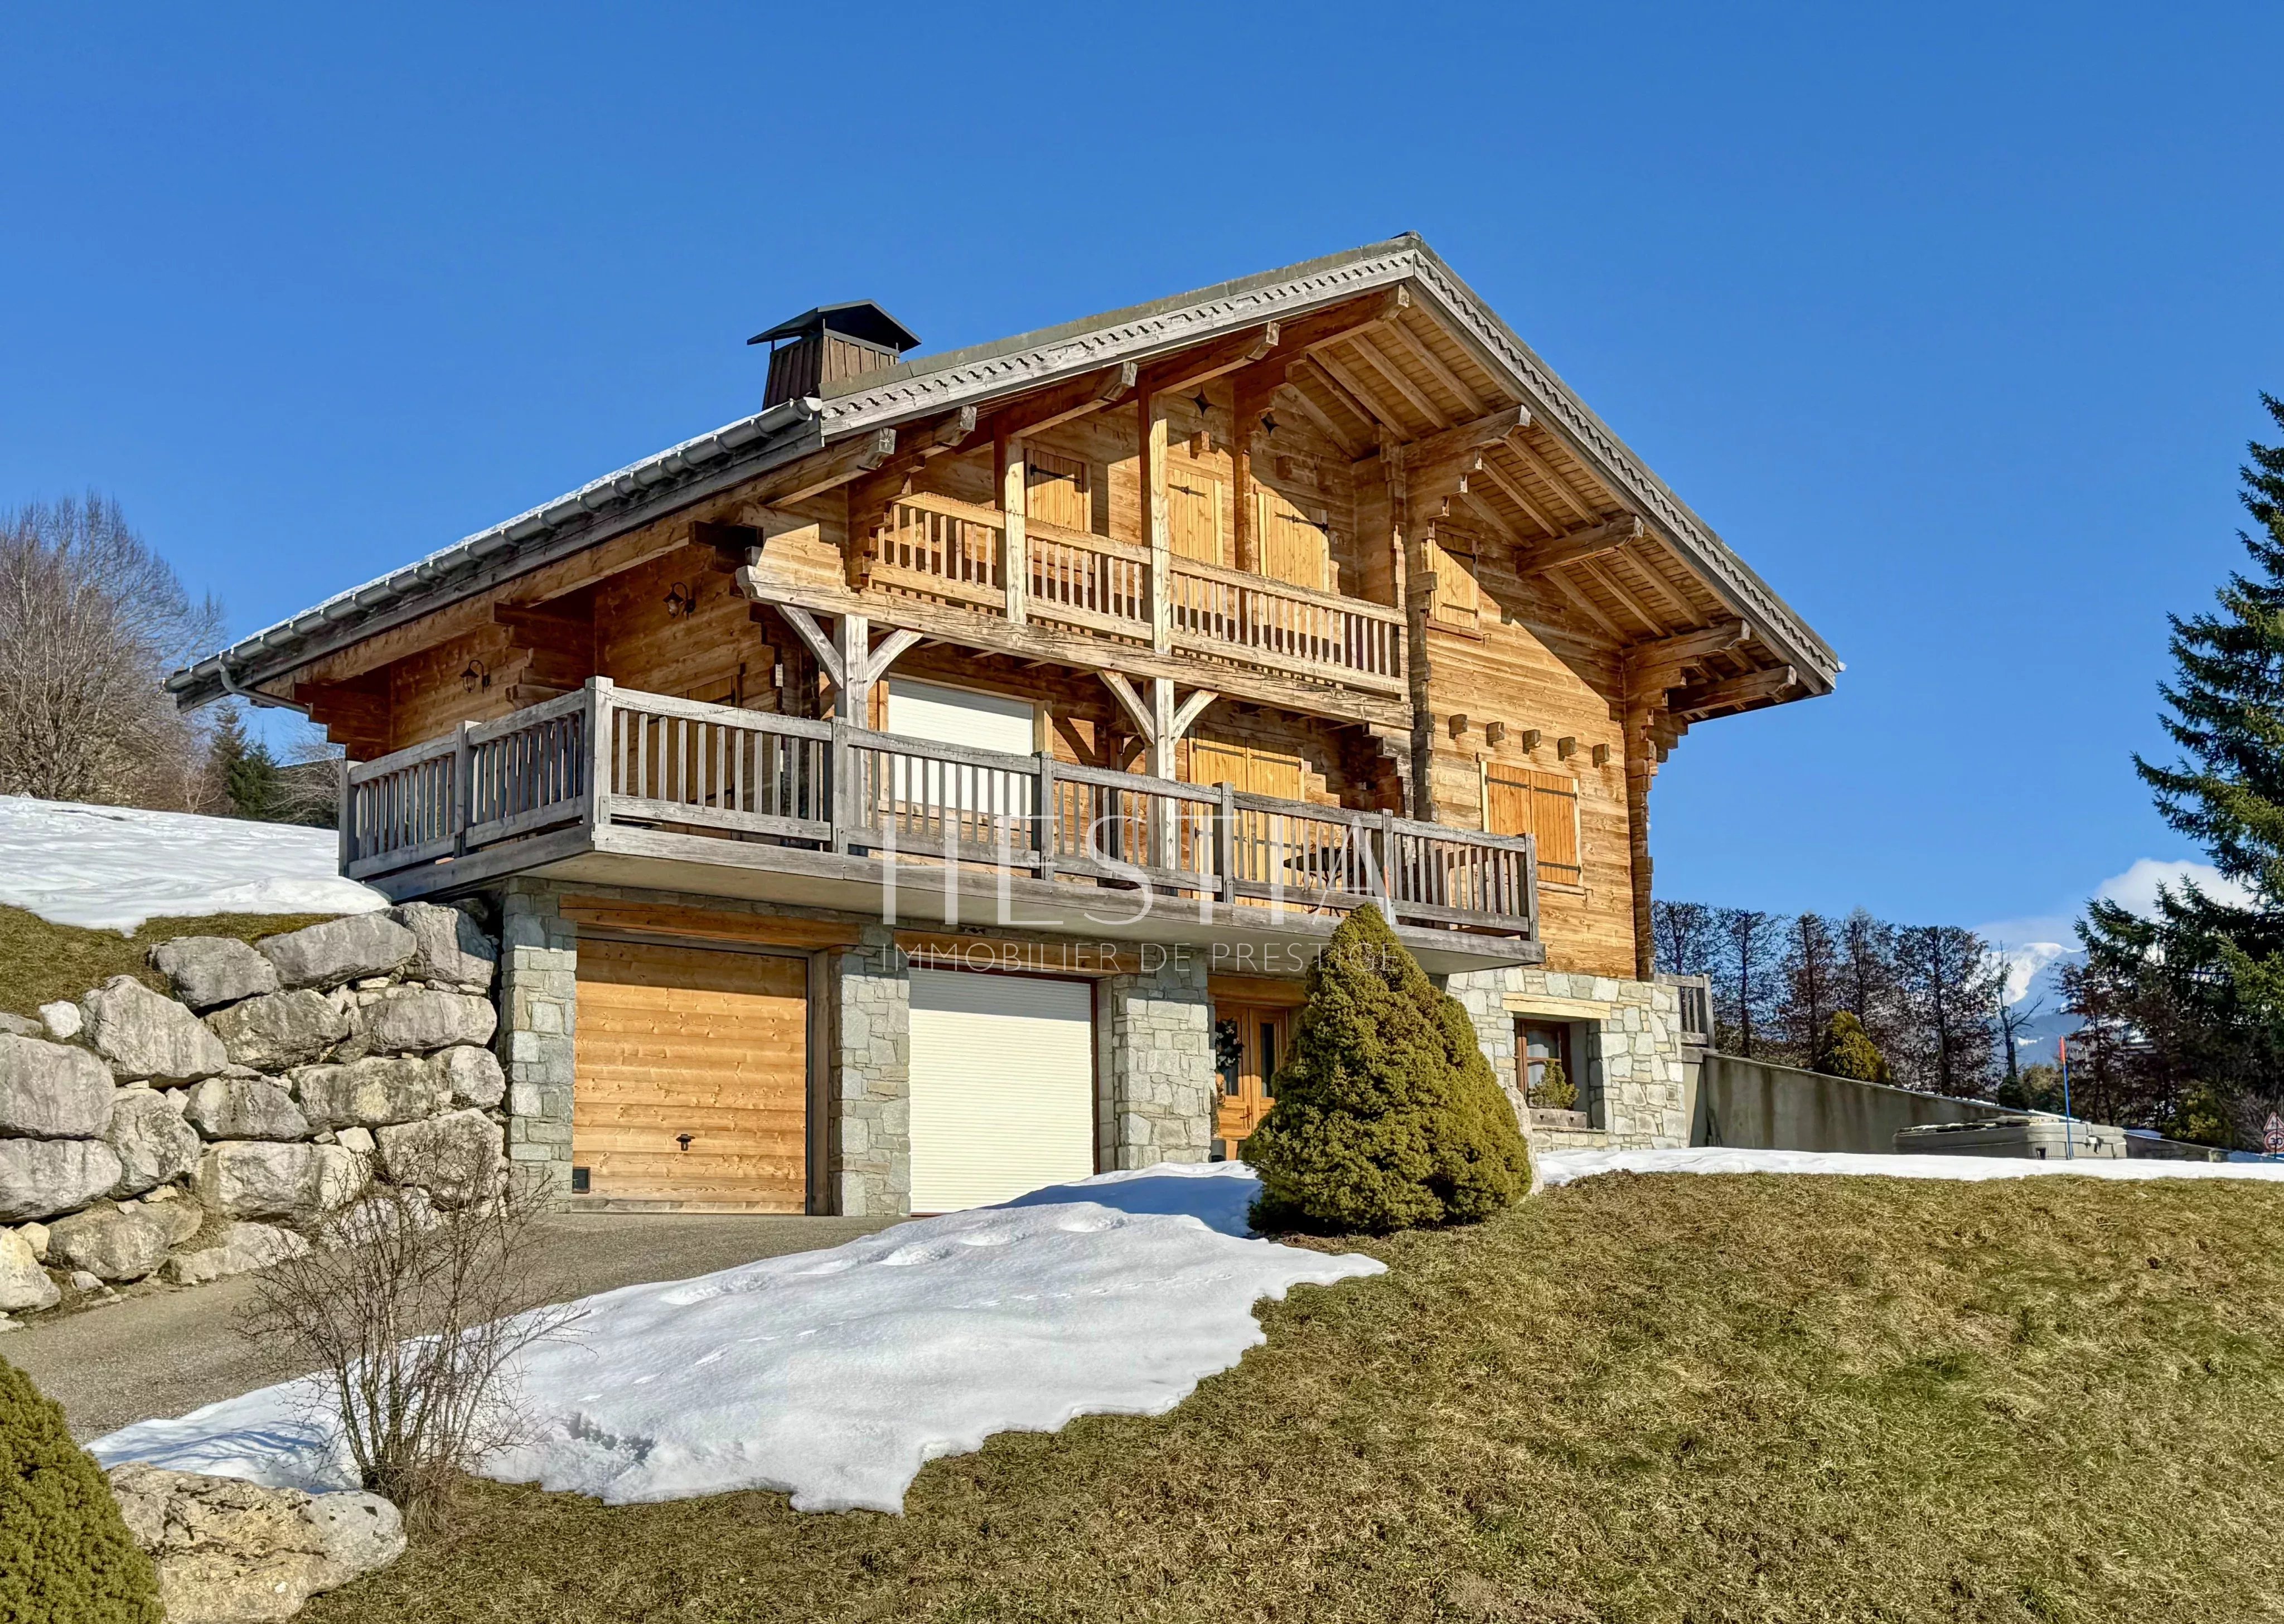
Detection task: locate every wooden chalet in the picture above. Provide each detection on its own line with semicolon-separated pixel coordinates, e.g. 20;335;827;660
169;236;1836;1212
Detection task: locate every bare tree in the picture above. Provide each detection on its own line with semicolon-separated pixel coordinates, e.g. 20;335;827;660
0;493;222;807
1776;912;1842;1064
1991;944;2044;1092
241;1179;575;1528
1837;910;1904;1059
1894;924;2001;1097
1712;908;1781;1058
1652;899;1717;978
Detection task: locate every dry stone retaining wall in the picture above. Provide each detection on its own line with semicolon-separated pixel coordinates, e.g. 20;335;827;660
0;903;507;1326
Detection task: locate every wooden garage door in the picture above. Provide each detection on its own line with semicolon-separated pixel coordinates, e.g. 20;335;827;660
573;938;808;1209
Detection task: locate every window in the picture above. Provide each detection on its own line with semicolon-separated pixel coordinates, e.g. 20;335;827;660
1519;1020;1575;1109
1026;448;1092;532
1484;765;1581;886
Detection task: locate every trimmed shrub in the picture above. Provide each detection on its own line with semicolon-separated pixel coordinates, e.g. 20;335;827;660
1533;1056;1578;1110
0;1355;163;1624
1243;906;1531;1233
1813;1011;1890;1084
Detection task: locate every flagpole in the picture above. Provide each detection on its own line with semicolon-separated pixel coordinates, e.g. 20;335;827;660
2058;1035;2075;1160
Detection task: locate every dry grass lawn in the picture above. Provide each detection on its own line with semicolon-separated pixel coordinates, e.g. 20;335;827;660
302;1171;2284;1623
0;904;335;1019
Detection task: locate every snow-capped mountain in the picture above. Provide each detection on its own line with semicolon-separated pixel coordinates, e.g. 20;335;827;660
1993;942;2083;1068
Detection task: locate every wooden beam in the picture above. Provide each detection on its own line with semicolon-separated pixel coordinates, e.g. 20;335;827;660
491;602;592;642
1347;332;1449;430
1140;323;1279;395
1385;317;1487;418
975;362;1139;443
1543;565;1630;641
1273;379;1366;458
1458;488;1528;549
775;605;845;686
1140;393;1172;652
1500;429;1600;526
1635;620;1752;670
690;521;763;574
1671;665;1801;717
1376;405;1528;473
1516;513;1646;574
1309;347;1404;430
1579;557;1666;636
757;427;898;506
1473;452;1565;537
1299;286;1411;353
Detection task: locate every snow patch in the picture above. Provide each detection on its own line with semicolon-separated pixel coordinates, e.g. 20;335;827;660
1536;1146;2284;1186
89;1166;1381;1514
0;796;385;933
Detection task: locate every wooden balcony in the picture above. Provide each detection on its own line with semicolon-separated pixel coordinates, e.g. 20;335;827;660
340;681;1541;971
868;492;1407;698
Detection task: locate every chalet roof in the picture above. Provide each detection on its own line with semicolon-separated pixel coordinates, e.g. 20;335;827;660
166;235;1838;708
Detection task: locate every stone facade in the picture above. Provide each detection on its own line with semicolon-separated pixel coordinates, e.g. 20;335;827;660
1446;966;1689;1150
1096;953;1216;1170
497;882;577;1195
828;929;911;1218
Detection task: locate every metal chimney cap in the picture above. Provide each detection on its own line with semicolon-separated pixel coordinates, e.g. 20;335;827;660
746;300;922;353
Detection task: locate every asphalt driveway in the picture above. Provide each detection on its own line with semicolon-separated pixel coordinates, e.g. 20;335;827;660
8;1212;890;1441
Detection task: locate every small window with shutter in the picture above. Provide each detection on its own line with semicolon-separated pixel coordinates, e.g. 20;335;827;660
1484;764;1580;886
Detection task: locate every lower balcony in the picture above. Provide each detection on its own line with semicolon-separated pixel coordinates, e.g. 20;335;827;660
340;681;1542;972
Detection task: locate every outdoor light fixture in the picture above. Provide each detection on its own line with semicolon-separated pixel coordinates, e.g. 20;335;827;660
461;660;488;693
664;582;696;618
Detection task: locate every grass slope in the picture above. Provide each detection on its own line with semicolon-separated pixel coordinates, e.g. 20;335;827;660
0;906;336;1019
308;1172;2284;1624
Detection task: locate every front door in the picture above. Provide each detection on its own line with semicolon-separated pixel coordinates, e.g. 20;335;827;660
1212;1003;1290;1161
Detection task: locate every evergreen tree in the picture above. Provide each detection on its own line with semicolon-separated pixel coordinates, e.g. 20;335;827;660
0;1355;163;1623
1244;905;1530;1234
2077;400;2284;1116
1811;1010;1890;1083
206;702;287;821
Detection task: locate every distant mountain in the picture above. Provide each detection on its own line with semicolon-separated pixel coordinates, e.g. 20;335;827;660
1995;943;2082;1068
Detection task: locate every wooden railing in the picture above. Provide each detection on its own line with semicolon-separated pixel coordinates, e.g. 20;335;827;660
870;493;1406;694
343;682;1535;941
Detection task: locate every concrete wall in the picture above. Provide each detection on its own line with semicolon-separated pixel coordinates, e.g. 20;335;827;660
1695;1054;2014;1153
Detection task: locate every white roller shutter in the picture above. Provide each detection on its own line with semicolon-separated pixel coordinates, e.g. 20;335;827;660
886;678;1037;754
908;969;1094;1211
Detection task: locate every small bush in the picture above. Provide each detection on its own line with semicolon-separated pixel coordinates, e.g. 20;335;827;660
1813;1011;1890;1083
1532;1056;1578;1110
0;1355;163;1624
1242;906;1530;1233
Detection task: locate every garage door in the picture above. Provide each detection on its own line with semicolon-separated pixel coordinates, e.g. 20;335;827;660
908;969;1093;1212
573;938;809;1210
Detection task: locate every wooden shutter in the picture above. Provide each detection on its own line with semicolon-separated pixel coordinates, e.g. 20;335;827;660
1256;488;1329;591
1167;473;1222;564
1188;739;1303;798
1430;529;1482;630
1484;765;1580;885
1025;448;1091;532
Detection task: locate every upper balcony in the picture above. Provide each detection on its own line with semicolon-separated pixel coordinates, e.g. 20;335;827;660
340;680;1540;973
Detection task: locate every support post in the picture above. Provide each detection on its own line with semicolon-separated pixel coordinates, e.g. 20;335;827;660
998;433;1028;626
1141;393;1172;653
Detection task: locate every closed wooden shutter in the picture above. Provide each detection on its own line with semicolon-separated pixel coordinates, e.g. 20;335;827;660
1485;765;1580;885
1188;739;1303;799
1256;488;1329;591
572;939;809;1209
908;970;1095;1211
1167;473;1222;564
1026;448;1091;532
1430;529;1482;630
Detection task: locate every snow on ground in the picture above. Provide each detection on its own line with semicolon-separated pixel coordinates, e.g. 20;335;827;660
1536;1146;2284;1186
90;1162;1381;1515
0;795;385;932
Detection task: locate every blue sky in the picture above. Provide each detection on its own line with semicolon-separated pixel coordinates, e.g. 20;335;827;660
4;3;2280;944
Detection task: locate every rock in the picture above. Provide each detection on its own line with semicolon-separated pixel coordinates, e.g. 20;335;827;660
388;903;496;992
18;1220;47;1259
37;999;84;1041
430;1044;505;1109
82;977;229;1083
321;1185;437;1245
196;1142;364;1221
304;1491;406;1589
333;1126;374;1156
291;1056;446;1131
204;990;349;1071
106;1463;329;1623
359;990;496;1054
132;1192;204;1247
0;1033;117;1137
183;1077;311;1142
0;1227;57;1312
67;1269;104;1294
47;1203;173;1281
259;915;417;991
0;1013;40;1038
162;1220;311;1286
376;1109;502;1207
151;936;281;1011
106;1085;204;1196
0;1137;124;1221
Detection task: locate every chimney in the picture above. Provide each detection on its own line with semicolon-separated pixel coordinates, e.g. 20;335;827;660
748;302;922;409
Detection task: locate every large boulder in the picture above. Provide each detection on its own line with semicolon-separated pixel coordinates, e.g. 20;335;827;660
205;991;350;1072
291;1056;446;1132
0;1033;117;1137
182;1077;311;1142
81;976;230;1083
195;1142;364;1221
105;1464;403;1623
46;1203;173;1282
0;1225;59;1311
376;1109;502;1208
105;1085;202;1196
258;915;416;991
359;990;496;1054
389;903;497;992
151;936;280;1011
0;1138;124;1221
162;1220;311;1287
431;1044;506;1110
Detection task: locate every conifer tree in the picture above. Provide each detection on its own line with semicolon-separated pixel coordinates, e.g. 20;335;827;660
2080;394;2284;1106
1244;905;1530;1233
1811;1010;1889;1083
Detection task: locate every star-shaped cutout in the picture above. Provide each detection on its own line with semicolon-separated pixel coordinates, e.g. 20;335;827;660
1259;411;1278;436
1190;391;1211;419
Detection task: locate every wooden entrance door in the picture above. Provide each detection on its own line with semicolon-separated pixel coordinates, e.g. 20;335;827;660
573;938;809;1209
1213;1003;1290;1160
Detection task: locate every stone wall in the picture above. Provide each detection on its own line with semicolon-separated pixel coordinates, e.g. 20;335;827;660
827;928;911;1218
497;882;577;1195
1097;953;1215;1169
0;904;506;1326
1445;966;1688;1149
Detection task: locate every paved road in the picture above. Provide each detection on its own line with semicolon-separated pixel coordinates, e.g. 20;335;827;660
7;1213;891;1441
